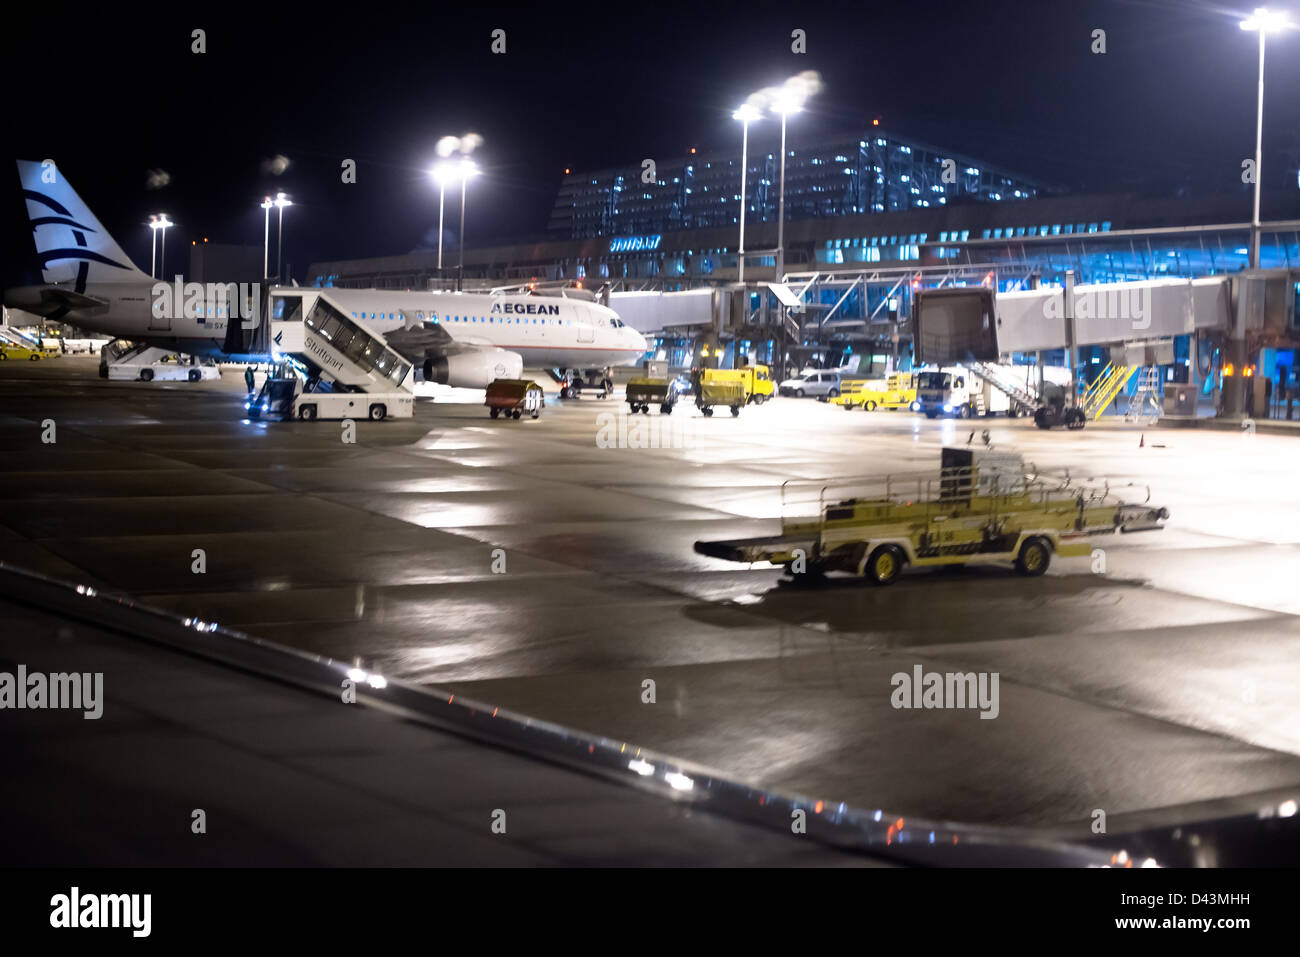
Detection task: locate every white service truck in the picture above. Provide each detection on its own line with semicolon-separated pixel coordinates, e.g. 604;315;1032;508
102;342;221;382
246;375;413;421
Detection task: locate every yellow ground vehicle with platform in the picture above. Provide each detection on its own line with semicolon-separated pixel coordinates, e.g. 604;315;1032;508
694;446;1169;584
696;363;774;417
830;372;917;412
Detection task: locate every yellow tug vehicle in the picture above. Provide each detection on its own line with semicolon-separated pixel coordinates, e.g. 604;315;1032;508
831;372;917;411
694;445;1169;584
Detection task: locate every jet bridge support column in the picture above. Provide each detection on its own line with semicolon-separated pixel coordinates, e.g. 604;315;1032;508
1219;276;1253;419
1064;270;1079;408
1029;272;1044;399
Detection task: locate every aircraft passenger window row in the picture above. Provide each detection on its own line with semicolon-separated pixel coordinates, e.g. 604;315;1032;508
347;310;574;327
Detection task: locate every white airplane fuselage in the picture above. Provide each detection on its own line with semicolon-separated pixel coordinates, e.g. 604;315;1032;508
5;281;646;370
309;286;645;370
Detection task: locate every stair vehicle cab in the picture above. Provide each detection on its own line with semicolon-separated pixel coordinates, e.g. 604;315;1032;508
915;367;977;418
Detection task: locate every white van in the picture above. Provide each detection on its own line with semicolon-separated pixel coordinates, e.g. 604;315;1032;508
778;370;842;399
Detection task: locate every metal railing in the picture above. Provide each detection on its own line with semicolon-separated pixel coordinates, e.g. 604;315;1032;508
781;463;1153;545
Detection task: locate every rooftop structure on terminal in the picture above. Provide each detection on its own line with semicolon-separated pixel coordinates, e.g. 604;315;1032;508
548;127;1053;239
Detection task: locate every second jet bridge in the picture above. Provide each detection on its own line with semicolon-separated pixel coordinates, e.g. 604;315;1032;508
268;289;414;393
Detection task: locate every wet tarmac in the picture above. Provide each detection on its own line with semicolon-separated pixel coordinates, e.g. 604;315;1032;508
4;357;1299;830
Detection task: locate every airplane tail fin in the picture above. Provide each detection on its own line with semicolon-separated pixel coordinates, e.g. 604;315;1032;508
16;160;150;286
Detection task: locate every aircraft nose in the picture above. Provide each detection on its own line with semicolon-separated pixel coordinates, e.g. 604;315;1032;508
629;327;647;353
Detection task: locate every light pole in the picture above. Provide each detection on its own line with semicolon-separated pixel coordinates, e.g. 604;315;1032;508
148;216;162;279
1240;7;1294;269
770;75;817;280
457;158;479;293
431;163;451;276
155;214;173;281
260;197;273;279
732;102;762;284
274;192;292;283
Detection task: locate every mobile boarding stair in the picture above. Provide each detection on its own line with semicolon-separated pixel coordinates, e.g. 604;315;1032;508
694;447;1168;584
248;290;416;421
967;361;1040;416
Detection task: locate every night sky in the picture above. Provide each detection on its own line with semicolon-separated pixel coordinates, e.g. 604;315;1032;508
4;0;1298;288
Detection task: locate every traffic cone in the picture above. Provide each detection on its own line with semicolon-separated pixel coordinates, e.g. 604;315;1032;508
1139;433;1145;448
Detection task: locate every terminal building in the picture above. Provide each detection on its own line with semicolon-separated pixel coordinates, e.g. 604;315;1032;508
546;127;1050;238
308;131;1300;418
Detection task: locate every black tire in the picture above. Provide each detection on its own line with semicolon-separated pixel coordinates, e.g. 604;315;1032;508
140;368;154;382
702;407;713;417
30;354;41;361
368;404;387;421
957;404;970;419
730;405;740;417
865;400;876;411
1016;537;1051;577
795;389;804;398
866;545;905;585
1033;407;1052;429
924;410;937;419
490;407;500;419
188;369;201;382
512;410;521;419
1066;408;1086;430
531;410;539;419
828;388;840;398
0;353;7;360
660;404;672;415
299;405;317;421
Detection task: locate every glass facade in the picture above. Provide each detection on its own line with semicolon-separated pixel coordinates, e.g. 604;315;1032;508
550;131;1044;239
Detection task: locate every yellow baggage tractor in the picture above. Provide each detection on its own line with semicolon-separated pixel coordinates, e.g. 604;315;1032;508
485;378;545;420
626;377;678;415
694;446;1169;584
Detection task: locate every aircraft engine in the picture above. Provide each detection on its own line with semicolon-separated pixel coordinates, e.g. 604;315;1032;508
423;349;523;388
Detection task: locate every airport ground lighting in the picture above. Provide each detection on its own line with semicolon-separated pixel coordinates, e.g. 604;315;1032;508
274;192;292;283
431;162;453;273
1240;7;1295;269
757;72;820;280
151;214;173;281
433;158;481;292
732;101;762;284
147;215;162;279
260;197;274;279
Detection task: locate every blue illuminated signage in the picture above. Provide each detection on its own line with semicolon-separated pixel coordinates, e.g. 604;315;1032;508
608;234;662;253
